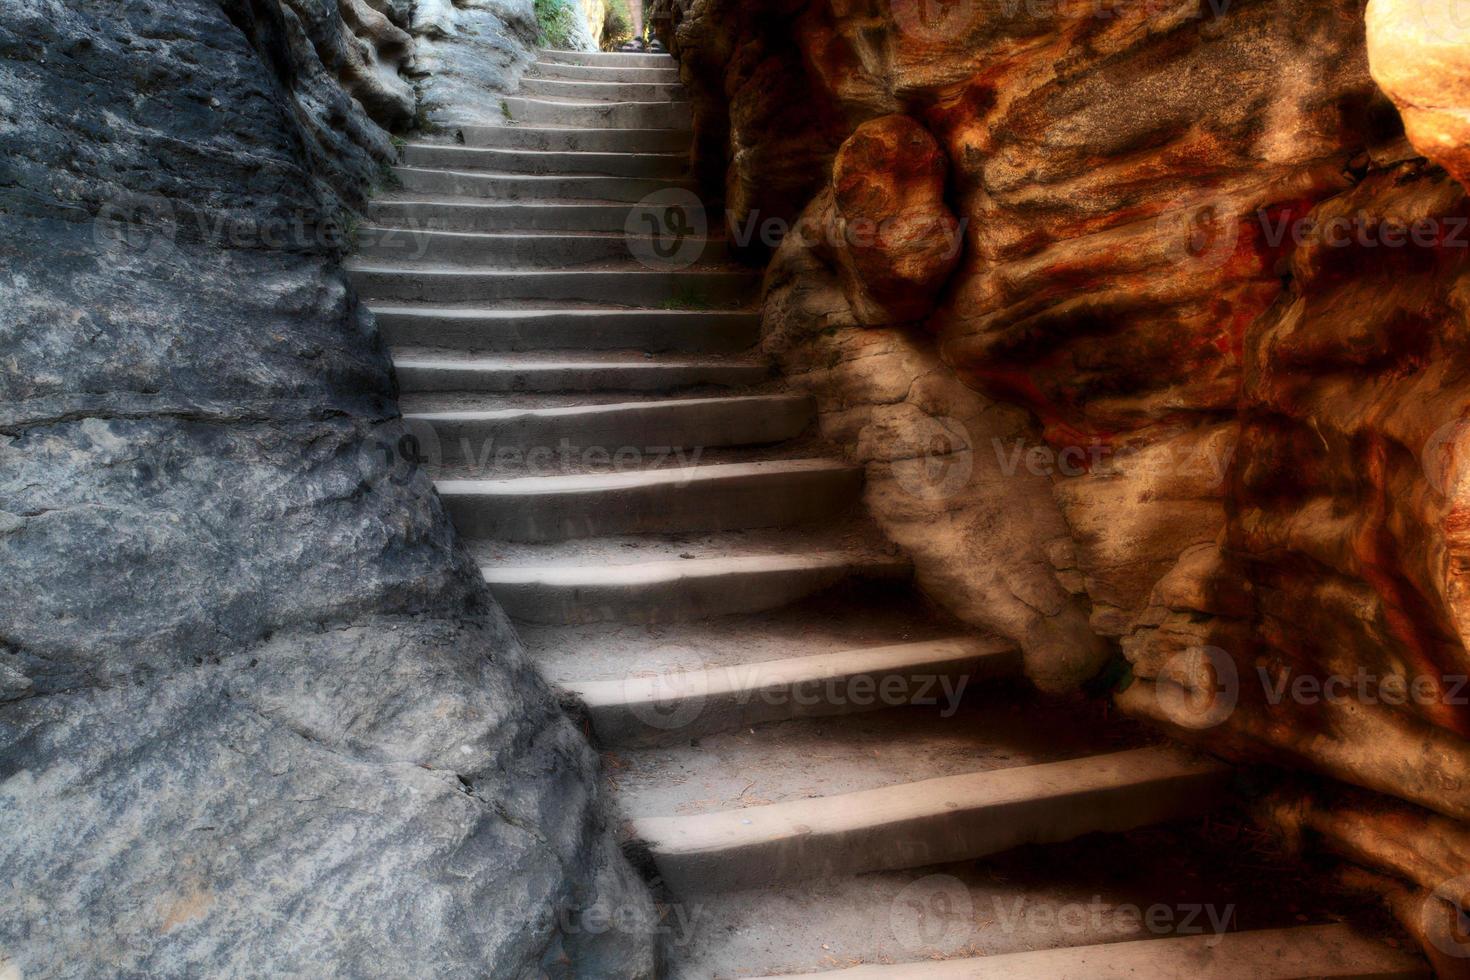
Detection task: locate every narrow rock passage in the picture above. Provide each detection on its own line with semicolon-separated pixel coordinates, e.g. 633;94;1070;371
347;49;1425;979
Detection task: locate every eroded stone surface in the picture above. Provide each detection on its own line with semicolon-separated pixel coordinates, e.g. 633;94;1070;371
1368;0;1470;191
654;0;1470;958
0;1;653;975
412;0;540;130
822;115;961;325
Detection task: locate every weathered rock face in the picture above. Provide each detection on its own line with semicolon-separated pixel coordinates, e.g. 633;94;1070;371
334;0;418;128
580;0;610;49
411;0;540;129
0;1;653;976
821;114;961;325
1367;0;1470;193
655;0;1470;961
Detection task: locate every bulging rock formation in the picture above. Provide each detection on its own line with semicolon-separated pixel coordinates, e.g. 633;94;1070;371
654;0;1470;961
1368;0;1470;192
821;114;962;325
0;0;653;975
334;0;418;128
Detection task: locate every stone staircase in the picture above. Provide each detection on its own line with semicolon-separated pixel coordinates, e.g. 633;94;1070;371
347;48;1427;979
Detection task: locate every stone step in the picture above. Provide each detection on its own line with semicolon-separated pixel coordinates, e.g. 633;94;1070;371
529;62;680;84
371;306;761;354
408;392;813;464
748;924;1426;979
480;550;913;625
631;746;1232;894
391;167;697;202
503;96;692;130
537;48;674;68
519;77;687;103
347;264;758;306
518;583;970;686
390;352;769;393
399;143;688;177
456;126;691;153
430;434;843;483
438;458;863;543
354;227;729;268
368;199;645;234
566;635;1021;746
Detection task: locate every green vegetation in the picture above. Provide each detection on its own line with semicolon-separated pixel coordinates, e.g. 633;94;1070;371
341;212;362;251
533;0;581;48
601;0;636;50
661;283;712;310
375;161;403;193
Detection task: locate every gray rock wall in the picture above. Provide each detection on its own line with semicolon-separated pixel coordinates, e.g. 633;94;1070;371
0;1;655;976
411;0;541;129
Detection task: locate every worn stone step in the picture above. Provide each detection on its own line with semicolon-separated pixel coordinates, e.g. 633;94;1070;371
368;199;644;234
391;167;697;202
431;433;841;483
390;353;768;393
438;458;862;543
481;550;913;625
567;636;1021;746
631;746;1232;893
529;62;680;84
747;924;1426;979
408;393;813;466
528;593;972;692
537;48;674;68
611;691;1150;834
347;264;758;306
456;126;691;153
519;77;687;103
372;306;761;354
519;583;969;685
354;228;729;268
399;143;688;177
503;96;692;130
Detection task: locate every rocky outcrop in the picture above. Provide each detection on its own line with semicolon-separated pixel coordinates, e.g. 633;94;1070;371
820;114;961;326
1368;0;1470;191
411;0;541;129
580;0;609;48
655;0;1470;964
0;0;653;976
334;0;418;128
762;208;1112;694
